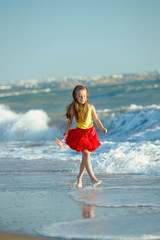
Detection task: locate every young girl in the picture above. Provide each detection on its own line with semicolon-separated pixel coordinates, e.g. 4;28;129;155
63;85;107;188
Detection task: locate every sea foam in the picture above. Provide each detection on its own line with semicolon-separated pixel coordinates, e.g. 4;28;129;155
0;105;56;141
99;104;160;142
0;103;160;176
37;213;160;239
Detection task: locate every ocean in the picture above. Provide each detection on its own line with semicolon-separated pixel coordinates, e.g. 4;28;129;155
0;79;160;239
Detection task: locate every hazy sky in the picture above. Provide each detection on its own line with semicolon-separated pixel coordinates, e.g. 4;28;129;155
0;0;160;83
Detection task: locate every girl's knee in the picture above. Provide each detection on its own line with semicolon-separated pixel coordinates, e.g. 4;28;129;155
83;149;90;156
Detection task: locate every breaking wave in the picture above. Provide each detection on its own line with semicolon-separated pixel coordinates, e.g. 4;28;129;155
0;105;57;141
0;103;160;176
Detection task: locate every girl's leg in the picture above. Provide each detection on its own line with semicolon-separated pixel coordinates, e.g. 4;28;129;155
77;155;86;188
82;149;102;185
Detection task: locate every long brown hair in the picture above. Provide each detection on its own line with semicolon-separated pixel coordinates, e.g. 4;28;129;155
66;85;89;123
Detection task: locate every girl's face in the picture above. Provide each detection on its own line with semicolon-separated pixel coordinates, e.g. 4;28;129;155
76;89;87;105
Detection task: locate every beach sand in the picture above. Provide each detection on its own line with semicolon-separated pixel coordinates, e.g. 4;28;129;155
0;232;51;240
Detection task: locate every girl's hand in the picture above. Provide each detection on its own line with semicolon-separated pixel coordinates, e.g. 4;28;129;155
102;128;107;134
63;133;68;140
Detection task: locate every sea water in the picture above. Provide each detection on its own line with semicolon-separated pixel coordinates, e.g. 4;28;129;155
0;79;160;239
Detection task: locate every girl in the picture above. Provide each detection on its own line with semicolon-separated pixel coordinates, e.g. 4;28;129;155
64;85;107;188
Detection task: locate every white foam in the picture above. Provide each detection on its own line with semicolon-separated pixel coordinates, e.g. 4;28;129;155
0;85;12;90
94;104;160;176
0;105;57;141
0;88;51;97
37;213;160;239
100;104;160;142
94;140;160;176
0;103;160;176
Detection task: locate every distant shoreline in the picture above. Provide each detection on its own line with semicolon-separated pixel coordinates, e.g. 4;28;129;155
0;71;160;89
57;71;160;89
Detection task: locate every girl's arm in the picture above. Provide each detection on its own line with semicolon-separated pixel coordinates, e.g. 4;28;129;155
91;105;107;134
63;109;74;140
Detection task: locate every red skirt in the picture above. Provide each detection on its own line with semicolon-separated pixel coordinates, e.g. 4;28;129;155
65;126;101;152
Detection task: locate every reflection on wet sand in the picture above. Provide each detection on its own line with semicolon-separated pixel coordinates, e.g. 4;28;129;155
81;204;95;218
80;187;103;219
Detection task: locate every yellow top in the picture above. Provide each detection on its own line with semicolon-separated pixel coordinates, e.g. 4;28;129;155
76;104;93;129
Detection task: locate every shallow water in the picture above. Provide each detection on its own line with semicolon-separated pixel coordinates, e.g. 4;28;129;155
0;153;160;239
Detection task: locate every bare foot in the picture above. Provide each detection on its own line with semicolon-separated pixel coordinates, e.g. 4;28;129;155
76;182;82;188
92;180;102;187
76;177;82;188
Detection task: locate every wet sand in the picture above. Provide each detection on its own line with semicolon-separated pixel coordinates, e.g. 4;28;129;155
0;232;51;240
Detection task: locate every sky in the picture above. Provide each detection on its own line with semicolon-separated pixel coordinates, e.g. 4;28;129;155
0;0;160;83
